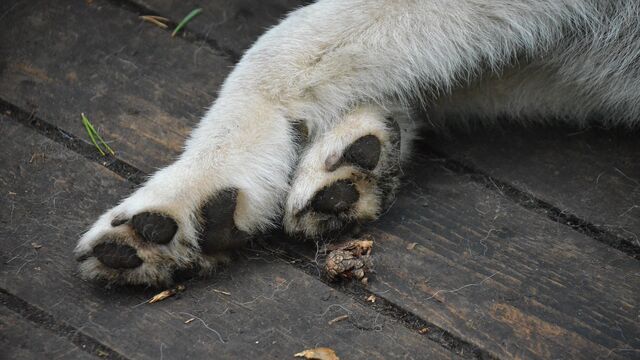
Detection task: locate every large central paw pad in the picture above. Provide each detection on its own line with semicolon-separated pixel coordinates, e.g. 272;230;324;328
285;106;402;237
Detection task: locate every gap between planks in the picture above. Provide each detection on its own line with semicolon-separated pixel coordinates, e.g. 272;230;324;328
104;0;241;63
0;288;131;360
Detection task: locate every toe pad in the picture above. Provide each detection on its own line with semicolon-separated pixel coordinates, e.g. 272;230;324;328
311;180;359;214
132;212;178;245
93;243;143;269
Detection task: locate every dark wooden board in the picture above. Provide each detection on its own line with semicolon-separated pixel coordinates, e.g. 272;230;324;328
0;0;231;173
133;0;308;58
353;151;640;359
0;306;96;360
427;125;640;247
279;145;640;359
0;118;456;360
3;0;639;359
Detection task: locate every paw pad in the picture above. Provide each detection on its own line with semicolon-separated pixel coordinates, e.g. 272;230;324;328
311;180;359;214
199;189;251;254
131;212;178;244
93;243;143;269
326;135;381;171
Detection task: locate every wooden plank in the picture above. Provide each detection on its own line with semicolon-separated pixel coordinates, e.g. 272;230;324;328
426;125;640;247
348;150;640;359
0;306;96;360
0;118;456;359
3;1;638;358
132;0;308;57
0;0;231;173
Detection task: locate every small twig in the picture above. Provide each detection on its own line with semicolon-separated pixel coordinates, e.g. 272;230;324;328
212;289;231;296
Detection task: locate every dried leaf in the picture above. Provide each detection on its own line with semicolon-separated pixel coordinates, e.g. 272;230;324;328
294;347;340;360
148;284;186;304
31;243;43;250
366;295;376;303
406;242;417;250
184;318;195;324
139;15;169;29
418;327;430;334
327;315;348;325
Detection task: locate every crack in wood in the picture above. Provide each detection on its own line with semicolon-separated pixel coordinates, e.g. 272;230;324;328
0;288;131;360
103;0;241;63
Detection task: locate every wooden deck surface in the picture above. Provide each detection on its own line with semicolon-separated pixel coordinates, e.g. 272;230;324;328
1;1;639;359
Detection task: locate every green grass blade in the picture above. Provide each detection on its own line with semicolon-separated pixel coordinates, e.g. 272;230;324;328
85;119;115;156
81;113;106;156
172;8;202;37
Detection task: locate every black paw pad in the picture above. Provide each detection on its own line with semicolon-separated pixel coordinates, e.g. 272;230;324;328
199;189;251;255
311;180;360;214
131;212;178;245
93;243;143;269
327;135;381;171
110;217;128;227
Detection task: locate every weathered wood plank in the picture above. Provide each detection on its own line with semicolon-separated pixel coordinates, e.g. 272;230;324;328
0;118;456;359
0;306;96;360
427;125;640;248
0;0;231;173
352;148;640;359
133;0;307;57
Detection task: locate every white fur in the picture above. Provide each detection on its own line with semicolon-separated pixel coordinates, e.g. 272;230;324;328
76;0;640;285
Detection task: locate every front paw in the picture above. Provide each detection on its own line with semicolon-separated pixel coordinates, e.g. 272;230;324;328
74;188;250;286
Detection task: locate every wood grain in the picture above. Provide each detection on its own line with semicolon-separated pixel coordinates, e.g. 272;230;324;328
0;306;96;360
133;0;308;58
0;118;455;360
359;152;640;359
0;0;230;173
427;125;640;249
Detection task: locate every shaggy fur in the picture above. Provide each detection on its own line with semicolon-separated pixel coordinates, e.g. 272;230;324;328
75;0;640;286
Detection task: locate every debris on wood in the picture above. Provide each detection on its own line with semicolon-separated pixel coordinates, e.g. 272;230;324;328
172;8;203;37
212;289;231;296
327;314;349;325
139;15;169;29
366;294;376;303
323;238;373;284
418;327;430;334
148;284;185;304
294;347;340;360
96;349;109;357
29;153;46;163
184;317;195;324
81;113;115;156
406;242;417;250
